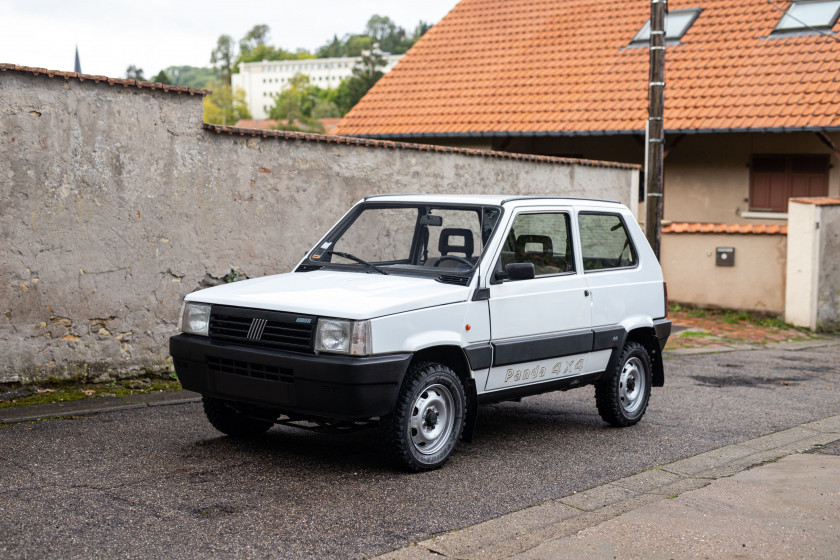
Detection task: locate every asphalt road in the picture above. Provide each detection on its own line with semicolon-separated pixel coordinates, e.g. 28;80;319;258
1;342;839;559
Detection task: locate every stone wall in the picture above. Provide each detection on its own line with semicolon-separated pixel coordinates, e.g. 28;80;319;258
0;69;638;383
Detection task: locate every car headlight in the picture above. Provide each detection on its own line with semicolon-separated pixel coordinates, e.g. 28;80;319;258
180;302;211;336
315;319;371;356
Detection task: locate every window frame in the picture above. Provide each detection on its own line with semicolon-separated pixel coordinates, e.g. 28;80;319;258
491;210;577;283
577;212;639;274
773;0;840;32
630;8;703;46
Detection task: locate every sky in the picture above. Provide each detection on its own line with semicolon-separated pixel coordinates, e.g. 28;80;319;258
0;0;460;79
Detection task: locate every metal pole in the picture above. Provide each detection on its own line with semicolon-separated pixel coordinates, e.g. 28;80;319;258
645;0;667;259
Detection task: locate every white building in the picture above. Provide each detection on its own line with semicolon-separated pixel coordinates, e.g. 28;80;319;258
233;54;403;120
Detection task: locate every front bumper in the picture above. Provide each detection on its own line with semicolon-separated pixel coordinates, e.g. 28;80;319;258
169;334;412;420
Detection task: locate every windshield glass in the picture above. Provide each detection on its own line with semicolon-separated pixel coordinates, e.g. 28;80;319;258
309;204;502;274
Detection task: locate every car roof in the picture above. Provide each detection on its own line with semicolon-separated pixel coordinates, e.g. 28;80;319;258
362;194;623;208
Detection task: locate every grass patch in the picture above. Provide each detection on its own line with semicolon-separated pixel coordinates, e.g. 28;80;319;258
678;331;719;339
0;378;182;409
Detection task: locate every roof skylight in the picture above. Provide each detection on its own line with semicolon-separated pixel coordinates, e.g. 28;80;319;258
631;8;702;44
774;1;840;31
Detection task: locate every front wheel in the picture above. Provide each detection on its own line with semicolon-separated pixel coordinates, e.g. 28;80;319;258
384;362;466;472
595;341;652;427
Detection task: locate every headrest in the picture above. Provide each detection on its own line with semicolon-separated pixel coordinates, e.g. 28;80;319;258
515;234;553;254
439;228;474;258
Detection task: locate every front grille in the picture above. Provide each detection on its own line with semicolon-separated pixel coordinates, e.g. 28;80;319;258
208;305;315;352
207;356;294;383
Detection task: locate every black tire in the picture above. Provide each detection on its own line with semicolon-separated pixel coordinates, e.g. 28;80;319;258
384;362;466;472
202;396;276;438
595;341;652;427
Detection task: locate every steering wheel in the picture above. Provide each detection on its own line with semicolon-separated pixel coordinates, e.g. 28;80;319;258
434;255;473;267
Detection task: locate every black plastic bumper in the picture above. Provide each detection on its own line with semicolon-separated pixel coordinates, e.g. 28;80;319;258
169;334;412;420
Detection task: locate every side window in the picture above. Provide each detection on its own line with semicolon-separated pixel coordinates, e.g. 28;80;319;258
500;213;574;276
578;213;637;271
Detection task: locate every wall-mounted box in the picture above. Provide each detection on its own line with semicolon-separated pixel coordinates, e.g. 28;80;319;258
716;247;735;266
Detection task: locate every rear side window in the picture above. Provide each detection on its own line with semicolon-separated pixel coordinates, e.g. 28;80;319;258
578;213;637;271
499;212;575;276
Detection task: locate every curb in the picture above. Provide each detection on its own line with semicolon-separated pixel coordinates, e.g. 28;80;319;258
663;338;839;357
375;414;840;560
0;391;202;424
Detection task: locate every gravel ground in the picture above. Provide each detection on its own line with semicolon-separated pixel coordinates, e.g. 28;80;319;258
1;343;838;559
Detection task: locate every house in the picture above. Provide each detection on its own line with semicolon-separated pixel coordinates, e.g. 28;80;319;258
333;0;840;314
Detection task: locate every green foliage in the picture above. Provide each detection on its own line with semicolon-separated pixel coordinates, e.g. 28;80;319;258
151;70;172;85
268;74;325;133
315;14;431;58
333;51;387;114
203;82;252;125
210;34;235;85
162;66;216;89
235;24;315;68
125;65;145;80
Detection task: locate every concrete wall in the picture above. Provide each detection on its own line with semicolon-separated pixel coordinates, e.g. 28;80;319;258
661;232;787;314
0;70;638;383
786;199;840;331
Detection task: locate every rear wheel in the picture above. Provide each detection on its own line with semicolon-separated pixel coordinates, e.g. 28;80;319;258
595;341;652;427
202;396;276;438
385;362;466;472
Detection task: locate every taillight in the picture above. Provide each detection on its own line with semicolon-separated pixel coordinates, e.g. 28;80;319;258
663;281;669;317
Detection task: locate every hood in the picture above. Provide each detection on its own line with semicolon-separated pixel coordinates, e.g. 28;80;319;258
185;270;471;320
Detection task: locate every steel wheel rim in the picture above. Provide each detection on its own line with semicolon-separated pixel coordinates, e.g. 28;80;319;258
409;383;455;455
619;357;646;415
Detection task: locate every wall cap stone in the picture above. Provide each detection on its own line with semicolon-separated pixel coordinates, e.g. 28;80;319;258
0;63;210;96
203;123;641;171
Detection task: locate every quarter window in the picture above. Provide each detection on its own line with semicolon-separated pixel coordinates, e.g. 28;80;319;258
578;214;637;271
500;213;574;276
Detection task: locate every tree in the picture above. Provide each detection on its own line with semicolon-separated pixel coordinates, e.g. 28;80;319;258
151;70;172;84
311;98;341;119
316;34;343;58
203;82;251;126
125;65;145;80
239;24;271;56
163;66;216;89
210;34;235;86
268;73;324;132
334;50;387;114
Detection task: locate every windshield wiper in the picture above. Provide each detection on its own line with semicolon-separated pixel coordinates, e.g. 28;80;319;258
325;250;388;275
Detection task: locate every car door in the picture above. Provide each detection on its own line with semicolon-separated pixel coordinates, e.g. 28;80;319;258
577;209;665;328
485;208;599;392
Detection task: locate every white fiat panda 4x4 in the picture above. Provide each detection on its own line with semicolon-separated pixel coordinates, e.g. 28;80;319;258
170;195;670;471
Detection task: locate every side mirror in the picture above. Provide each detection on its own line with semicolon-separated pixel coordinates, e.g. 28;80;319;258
504;263;535;281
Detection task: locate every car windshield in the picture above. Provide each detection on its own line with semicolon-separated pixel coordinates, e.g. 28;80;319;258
308;204;502;275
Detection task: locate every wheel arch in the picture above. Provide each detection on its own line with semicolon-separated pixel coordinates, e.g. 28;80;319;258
409;344;479;442
626;327;665;387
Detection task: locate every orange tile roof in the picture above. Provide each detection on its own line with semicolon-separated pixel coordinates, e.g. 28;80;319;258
0;64;210;96
662;222;788;234
333;0;840;137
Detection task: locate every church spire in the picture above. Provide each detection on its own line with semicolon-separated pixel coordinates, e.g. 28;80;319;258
74;46;81;73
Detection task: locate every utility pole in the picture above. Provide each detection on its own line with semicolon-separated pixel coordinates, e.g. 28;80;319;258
645;0;667;259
